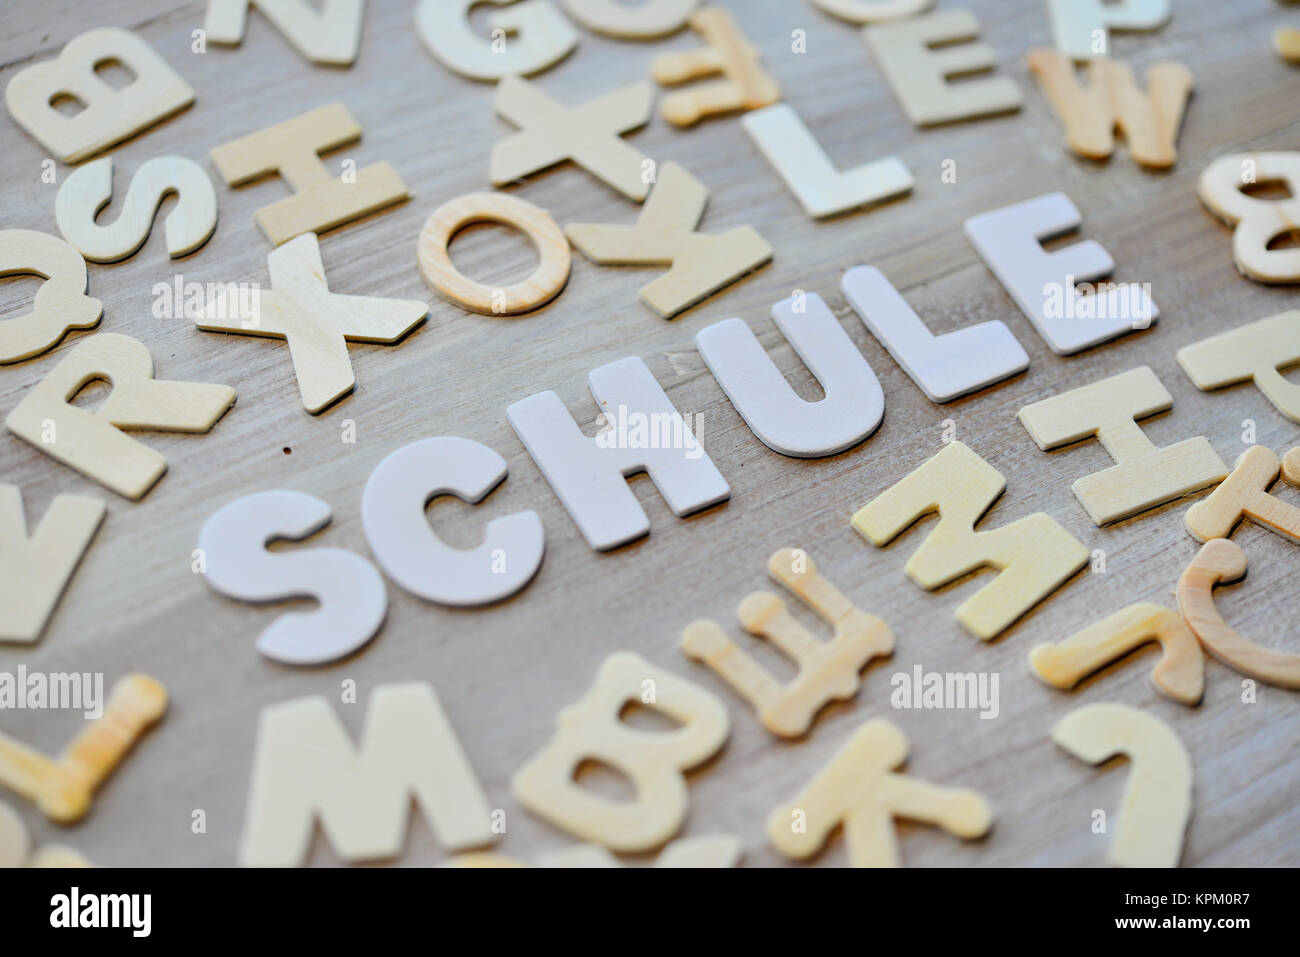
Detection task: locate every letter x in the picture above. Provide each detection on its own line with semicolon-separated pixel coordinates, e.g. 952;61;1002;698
195;233;428;413
490;76;654;201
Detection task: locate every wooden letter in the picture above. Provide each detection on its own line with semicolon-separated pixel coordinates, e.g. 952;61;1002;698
1029;603;1203;705
210;102;408;246
0;485;104;645
0;230;102;364
204;0;366;65
491;76;654;201
196;233;427;412
1184;445;1300;544
1177;312;1300;423
864;9;1022;127
4;334;236;500
0;675;166;823
4;27;194;164
767;719;993;866
566;161;772;318
0;801;88;868
1278;27;1300;64
55;155;218;263
512;652;729;852
1018;366;1227;525
240;683;494;866
1028;49;1191;168
682;548;894;737
1178;539;1300;690
650;6;780;126
417;193;570;315
852;441;1089;640
1199;152;1300;284
1052;702;1191;868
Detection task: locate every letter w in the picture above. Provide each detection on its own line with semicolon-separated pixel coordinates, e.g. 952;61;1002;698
1028;49;1192;168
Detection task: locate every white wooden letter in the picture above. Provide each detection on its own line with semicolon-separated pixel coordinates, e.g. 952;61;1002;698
696;291;885;457
361;437;545;606
198;490;387;664
507;357;729;550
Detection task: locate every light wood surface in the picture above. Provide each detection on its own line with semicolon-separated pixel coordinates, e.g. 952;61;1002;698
1;0;1298;867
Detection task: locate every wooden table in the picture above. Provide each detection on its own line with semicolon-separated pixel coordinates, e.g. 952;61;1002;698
2;0;1298;867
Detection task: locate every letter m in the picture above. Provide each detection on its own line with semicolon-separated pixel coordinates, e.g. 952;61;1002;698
239;683;494;866
852;441;1088;639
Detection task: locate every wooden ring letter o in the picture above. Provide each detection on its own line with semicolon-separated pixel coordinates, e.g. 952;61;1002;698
417;193;570;316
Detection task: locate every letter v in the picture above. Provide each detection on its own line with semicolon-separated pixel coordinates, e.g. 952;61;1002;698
0;485;104;644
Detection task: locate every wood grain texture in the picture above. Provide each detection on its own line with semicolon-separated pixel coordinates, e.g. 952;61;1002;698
0;0;1298;867
197;231;429;412
417;191;571;315
54;155;218;263
3;26;194;165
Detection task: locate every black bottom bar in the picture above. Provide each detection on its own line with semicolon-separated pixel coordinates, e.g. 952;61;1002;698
0;866;1279;942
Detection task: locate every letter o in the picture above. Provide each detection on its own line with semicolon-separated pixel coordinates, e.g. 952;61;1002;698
416;192;570;315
